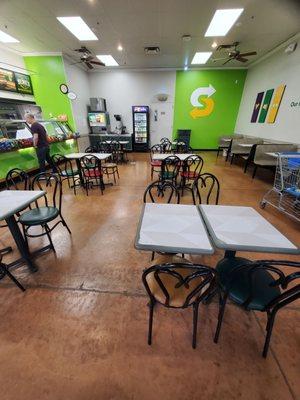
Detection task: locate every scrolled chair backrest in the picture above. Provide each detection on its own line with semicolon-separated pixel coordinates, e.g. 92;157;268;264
6;168;30;191
142;263;216;308
192;173;220;205
31;172;62;211
143;180;180;204
226;259;300;310
161;155;181;179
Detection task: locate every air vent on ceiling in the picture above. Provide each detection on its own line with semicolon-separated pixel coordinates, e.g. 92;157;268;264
144;46;160;55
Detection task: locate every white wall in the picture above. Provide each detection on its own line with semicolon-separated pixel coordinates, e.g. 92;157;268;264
64;59;90;134
88;70;176;142
235;39;300;144
0;45;34;102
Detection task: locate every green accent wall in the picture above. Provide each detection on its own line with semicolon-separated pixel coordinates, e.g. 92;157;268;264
23;55;75;130
0;140;78;181
173;70;247;149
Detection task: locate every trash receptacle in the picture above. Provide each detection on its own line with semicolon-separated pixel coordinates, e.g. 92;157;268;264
177;129;191;148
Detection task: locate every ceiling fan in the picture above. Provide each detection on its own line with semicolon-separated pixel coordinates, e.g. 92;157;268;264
72;46;105;69
212;42;257;65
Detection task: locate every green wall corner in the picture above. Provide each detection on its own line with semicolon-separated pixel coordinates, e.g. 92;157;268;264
23;55;76;130
173;69;247;149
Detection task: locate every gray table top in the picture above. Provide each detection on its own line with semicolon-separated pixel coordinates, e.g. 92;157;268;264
65;153;111;160
152;153;197;161
0;190;45;220
135;203;214;254
199;205;299;254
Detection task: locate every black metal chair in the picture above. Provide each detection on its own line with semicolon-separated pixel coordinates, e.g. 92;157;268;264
142;261;216;348
84;145;97;153
143;180;180;204
18;173;71;253
150;144;162;179
0;253;25;292
192;173;220;205
80;155;104;196
160;138;172;153
5;168;30;190
180;155;204;196
214;258;300;358
159;155;181;186
51;154;80;195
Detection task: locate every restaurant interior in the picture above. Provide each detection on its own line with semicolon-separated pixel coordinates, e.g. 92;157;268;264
0;1;299;399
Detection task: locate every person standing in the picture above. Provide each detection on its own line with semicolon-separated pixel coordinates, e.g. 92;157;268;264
25;113;56;173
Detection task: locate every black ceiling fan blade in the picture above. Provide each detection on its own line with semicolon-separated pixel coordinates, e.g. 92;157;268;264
239;51;257;57
90;60;105;66
70;61;84;66
74;46;91;53
236;57;248;63
85;62;94;70
222;58;233;65
217;44;234;50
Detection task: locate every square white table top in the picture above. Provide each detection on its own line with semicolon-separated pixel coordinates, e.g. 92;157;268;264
152;153;197;161
135;203;214;254
222;138;232;142
199;205;299;254
0;190;45;220
239;143;254;147
65;153;111;160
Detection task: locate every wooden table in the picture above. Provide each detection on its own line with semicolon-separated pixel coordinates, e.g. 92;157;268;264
0;190;45;272
135;203;214;255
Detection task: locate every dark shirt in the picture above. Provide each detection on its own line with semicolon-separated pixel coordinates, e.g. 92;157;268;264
31;122;49;148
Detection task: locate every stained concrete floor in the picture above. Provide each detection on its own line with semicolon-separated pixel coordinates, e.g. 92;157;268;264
0;152;299;400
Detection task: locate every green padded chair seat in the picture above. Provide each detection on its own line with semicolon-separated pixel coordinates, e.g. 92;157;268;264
19;207;59;226
160;171;176;179
61;169;78;176
216;257;281;311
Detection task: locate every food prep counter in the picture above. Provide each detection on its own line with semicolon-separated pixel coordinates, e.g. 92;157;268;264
0;119;78;181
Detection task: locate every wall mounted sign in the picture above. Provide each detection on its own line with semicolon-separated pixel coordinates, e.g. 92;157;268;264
258;89;274;123
251;84;286;124
189;84;216;119
251;92;264;122
267;84;286;123
0;67;33;95
0;68;17;92
14;72;34;95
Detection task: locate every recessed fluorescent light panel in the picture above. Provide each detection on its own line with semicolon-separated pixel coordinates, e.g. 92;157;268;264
0;30;19;43
205;9;244;37
57;17;98;41
191;52;212;64
97;55;119;66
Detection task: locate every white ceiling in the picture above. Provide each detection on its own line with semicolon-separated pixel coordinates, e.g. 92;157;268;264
0;0;300;70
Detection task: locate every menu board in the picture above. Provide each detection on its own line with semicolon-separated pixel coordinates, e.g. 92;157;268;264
14;72;33;95
0;68;17;92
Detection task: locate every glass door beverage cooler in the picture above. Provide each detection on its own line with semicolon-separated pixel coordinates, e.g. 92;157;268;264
132;105;149;151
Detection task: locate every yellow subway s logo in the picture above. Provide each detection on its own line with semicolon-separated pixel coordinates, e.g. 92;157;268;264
190;84;216;119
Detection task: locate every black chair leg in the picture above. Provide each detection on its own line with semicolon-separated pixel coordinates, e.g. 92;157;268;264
244;161;249;173
151;251;155;261
192;302;200;349
60;216;72;234
214;291;228;343
45;224;56;252
148;300;155;345
262;311;276;358
4;266;26;291
230;154;235;165
252;165;258;179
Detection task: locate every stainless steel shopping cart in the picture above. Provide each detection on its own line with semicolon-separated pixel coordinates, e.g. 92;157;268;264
260;152;300;222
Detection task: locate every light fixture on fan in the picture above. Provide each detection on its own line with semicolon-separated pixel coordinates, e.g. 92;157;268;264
156;93;168;102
